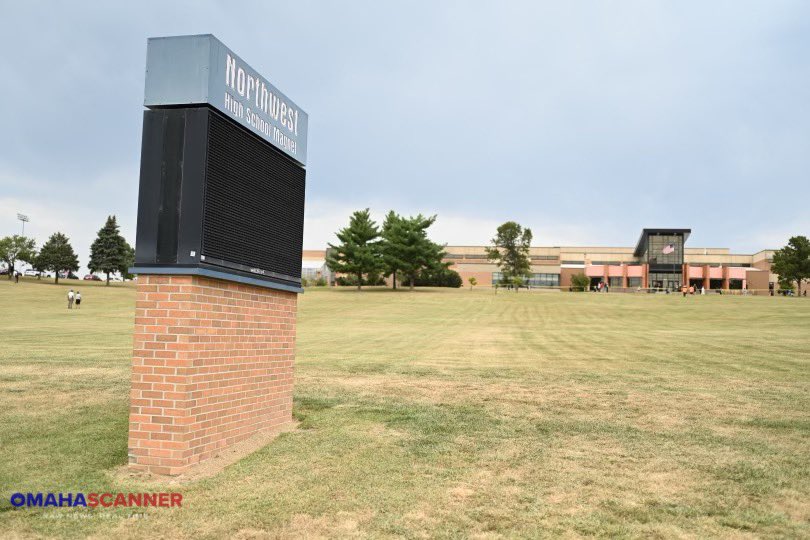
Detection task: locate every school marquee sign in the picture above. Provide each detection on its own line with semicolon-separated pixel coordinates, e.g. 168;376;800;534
144;34;308;165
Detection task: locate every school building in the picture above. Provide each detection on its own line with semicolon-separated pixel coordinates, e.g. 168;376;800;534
443;229;778;293
304;228;783;293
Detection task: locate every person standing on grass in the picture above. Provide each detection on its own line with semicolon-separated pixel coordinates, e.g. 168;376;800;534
75;290;82;309
67;289;75;309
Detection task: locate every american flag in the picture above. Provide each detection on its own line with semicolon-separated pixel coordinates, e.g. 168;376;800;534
662;244;675;254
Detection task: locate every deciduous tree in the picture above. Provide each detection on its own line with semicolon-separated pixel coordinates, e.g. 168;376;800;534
772;236;810;297
486;222;532;289
0;235;36;280
570;272;590;292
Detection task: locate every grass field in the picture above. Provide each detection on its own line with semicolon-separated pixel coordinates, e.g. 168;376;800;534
0;278;809;538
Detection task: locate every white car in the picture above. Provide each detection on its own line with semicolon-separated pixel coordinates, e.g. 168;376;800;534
23;269;39;277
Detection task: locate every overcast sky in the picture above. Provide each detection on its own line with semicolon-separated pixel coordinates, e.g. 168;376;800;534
1;1;808;273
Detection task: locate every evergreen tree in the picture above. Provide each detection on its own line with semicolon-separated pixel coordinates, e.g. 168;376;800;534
326;209;384;290
381;212;446;291
122;244;136;280
88;215;131;285
0;235;36;280
486;222;533;290
772;236;810;296
380;211;407;290
35;232;79;284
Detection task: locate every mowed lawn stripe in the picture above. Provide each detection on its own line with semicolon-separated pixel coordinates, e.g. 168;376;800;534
0;280;808;538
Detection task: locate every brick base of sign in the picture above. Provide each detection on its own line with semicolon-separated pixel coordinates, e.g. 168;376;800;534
128;275;296;475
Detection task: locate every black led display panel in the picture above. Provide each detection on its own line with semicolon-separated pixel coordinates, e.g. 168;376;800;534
134;106;306;290
202;110;306;280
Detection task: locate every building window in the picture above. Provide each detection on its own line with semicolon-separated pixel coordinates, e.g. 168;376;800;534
646;234;684;266
492;272;560;287
648;272;682;291
561;260;584;265
608;277;623;288
628;277;642;288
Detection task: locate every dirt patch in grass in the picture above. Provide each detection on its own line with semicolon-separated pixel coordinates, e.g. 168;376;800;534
110;422;299;485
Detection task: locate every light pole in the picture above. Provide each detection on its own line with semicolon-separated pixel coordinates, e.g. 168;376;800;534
17;213;29;235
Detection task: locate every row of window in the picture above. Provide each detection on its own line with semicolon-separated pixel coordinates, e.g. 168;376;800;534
492;272;561;287
446;254;559;261
589;261;643;266
451;257;754;267
600;277;642;287
699;263;751;268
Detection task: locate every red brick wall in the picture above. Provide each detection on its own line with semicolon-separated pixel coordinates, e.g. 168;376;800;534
129;275;297;475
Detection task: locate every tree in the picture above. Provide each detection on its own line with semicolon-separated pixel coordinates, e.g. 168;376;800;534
0;235;36;280
326;209;384;290
511;275;525;292
404;266;462;288
380;211;406;290
570;273;590;292
89;215;131;286
122;244;135;280
486;222;532;287
34;232;79;284
771;236;810;297
468;276;477;290
380;212;446;291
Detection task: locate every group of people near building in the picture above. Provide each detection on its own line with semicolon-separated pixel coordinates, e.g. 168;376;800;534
595;281;609;293
681;285;706;297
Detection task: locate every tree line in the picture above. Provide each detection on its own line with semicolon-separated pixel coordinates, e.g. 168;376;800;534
0;215;133;285
326;209;461;289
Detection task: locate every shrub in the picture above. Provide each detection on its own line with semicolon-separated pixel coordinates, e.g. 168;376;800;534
336;274;385;287
404;268;463;288
570;273;590;292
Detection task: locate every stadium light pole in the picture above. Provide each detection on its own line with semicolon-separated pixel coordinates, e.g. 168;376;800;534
17;213;29;235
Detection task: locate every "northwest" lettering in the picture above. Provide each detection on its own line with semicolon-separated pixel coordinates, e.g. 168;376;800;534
225;53;299;136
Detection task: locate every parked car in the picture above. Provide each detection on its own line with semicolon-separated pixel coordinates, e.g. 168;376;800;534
23;269;39;277
83;274;102;281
